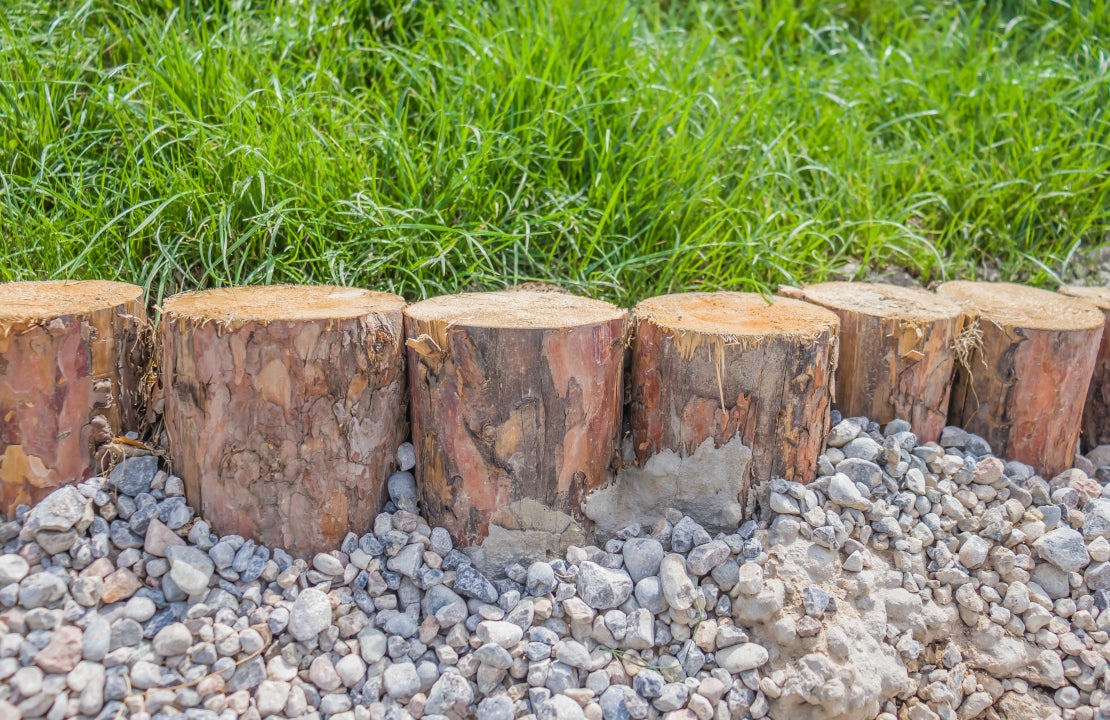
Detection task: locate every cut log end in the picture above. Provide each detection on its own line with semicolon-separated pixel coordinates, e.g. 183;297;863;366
938;280;1104;332
405;289;626;328
162;284;408;557
796;282;963;324
0;280;143;322
631;292;839;501
405;290;627;551
1;280;147;515
937;281;1104;476
1059;286;1110;449
634;292;839;342
162;285;406;327
794;282;965;442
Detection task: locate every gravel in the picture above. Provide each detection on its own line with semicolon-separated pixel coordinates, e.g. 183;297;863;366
5;415;1110;720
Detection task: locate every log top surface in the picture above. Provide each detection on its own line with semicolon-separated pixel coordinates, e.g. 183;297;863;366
162;285;405;326
937;281;1104;331
404;290;625;329
0;280;143;323
634;292;839;337
1059;285;1110;311
799;282;964;322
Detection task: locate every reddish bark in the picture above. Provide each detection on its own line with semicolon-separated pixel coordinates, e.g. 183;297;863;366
0;281;147;514
630;292;839;498
161;286;407;557
405;291;627;547
785;282;967;443
1058;286;1110;450
939;281;1104;476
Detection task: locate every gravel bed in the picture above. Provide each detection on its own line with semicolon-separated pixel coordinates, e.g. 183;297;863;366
3;412;1110;720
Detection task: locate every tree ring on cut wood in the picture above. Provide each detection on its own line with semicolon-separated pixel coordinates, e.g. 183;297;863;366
1;280;147;514
161;285;408;557
404;290;627;551
937;281;1104;476
1057;285;1110;449
788;282;966;443
630;291;839;499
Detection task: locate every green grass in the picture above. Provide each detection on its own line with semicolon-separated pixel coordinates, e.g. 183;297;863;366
1;0;1108;305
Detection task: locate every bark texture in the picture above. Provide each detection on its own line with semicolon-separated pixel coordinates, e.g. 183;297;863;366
784;282;967;443
1057;286;1110;449
0;280;147;514
630;292;839;498
939;281;1104;476
161;286;407;557
405;291;627;548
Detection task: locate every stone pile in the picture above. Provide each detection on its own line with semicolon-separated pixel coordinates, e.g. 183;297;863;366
2;418;1110;720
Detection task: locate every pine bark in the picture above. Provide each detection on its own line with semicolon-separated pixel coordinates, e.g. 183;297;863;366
782;282;967;443
630;292;839;496
1057;286;1110;450
405;291;627;548
0;280;147;514
161;286;407;557
938;281;1104;476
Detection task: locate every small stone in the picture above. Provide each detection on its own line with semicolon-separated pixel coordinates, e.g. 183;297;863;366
144;518;185;557
576;561;633;609
538;694;586;720
476;695;513;720
802;586;833;616
659;554;697;610
19;572;66;608
166;545;214;595
101;568;142;604
313;552;344;576
735;562;763;595
959;536;990;569
152;623;192;657
622;538;664;582
827;473;870;510
289;588;332;642
454;566;499;603
1033;527;1091;572
34;624;83;673
383;661;420;699
686;540;729;576
527;562;557;596
715;643;768;673
22;486;90;536
555;640;592;670
309;655;342;692
769;492;799;514
396;442;417;471
110;456;159;496
425;673;474;716
0;555;30;586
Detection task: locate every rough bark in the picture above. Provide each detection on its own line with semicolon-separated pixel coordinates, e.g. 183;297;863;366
938;281;1104;476
630;292;840;501
782;282;967;443
1057;286;1110;450
0;280;147;514
161;286;407;557
405;290;627;549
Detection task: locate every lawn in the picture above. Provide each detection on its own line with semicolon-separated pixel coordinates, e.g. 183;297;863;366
1;0;1108;305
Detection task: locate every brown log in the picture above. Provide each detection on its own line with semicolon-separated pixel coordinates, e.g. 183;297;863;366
785;282;967;443
1057;285;1110;449
630;292;839;496
937;281;1104;476
0;280;147;514
405;291;627;550
161;285;407;557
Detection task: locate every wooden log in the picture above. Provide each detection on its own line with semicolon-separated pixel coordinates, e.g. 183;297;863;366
1057;286;1110;449
937;281;1104;476
161;285;407;557
783;282;967;443
0;280;147;514
404;290;627;550
630;292;839;495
